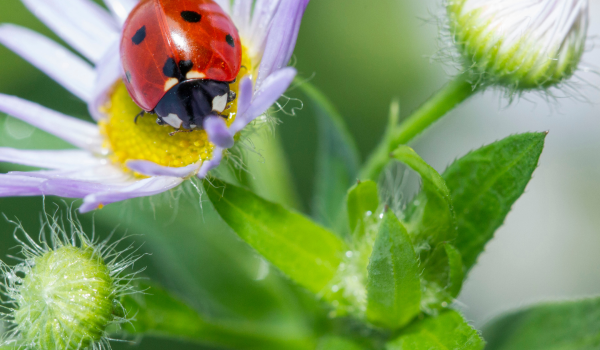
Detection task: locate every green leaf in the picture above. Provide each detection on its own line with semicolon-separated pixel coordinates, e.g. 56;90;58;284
316;336;365;350
443;132;546;271
367;210;421;329
205;177;347;295
393;146;456;257
421;243;464;310
347;180;380;237
484;298;600;350
298;82;360;229
387;310;484;350
120;283;315;350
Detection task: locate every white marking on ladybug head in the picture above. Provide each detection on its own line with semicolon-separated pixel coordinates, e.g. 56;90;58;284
186;70;206;79
162;113;183;129
212;94;228;113
164;78;179;92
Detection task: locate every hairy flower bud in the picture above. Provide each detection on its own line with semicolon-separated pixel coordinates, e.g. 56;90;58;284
447;0;589;89
1;212;141;350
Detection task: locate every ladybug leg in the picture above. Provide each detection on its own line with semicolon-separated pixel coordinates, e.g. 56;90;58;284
134;110;146;124
168;129;192;136
227;90;236;102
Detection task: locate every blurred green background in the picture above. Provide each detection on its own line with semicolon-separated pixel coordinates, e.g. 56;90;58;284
2;0;600;348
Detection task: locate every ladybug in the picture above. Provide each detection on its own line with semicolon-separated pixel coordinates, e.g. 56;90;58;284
120;0;242;130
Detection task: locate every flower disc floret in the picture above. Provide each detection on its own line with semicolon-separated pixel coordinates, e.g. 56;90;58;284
447;0;588;89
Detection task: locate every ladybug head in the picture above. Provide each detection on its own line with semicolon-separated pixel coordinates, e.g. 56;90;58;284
153;80;235;130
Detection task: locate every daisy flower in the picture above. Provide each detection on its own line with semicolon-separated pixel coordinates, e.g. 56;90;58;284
0;0;307;212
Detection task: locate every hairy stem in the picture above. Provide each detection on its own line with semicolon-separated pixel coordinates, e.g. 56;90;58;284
359;75;477;181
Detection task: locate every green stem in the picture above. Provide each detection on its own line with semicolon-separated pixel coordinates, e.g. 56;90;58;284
359;74;477;181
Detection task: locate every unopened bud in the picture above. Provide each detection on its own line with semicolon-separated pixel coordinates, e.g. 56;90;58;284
1;213;141;350
447;0;589;89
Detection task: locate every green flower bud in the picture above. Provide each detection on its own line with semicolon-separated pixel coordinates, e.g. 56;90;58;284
1;212;141;350
447;0;589;90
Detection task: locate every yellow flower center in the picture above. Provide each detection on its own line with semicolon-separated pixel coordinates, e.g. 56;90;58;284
100;47;251;175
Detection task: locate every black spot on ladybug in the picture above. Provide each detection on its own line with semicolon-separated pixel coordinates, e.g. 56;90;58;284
179;60;194;76
125;71;132;83
163;57;178;78
132;26;146;45
181;11;201;23
226;34;235;48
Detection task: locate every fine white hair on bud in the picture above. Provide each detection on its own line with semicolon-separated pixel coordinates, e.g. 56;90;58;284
0;209;143;350
447;0;589;90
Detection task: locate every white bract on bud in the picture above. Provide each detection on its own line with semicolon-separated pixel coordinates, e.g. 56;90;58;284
447;0;589;90
0;212;142;350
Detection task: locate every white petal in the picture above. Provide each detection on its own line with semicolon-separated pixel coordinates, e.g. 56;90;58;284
232;0;252;36
214;0;231;14
247;0;281;59
256;0;308;89
89;42;122;121
232;67;296;133
0;174;46;197
0;148;103;170
104;0;139;26
42;178;128;198
0;24;95;102
9;164;129;183
0;94;103;152
21;0;119;62
80;176;184;213
198;147;224;179
126;160;201;178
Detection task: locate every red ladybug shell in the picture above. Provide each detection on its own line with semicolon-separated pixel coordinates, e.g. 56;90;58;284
120;0;242;112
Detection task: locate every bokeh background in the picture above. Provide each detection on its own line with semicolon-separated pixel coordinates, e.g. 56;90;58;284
1;0;600;348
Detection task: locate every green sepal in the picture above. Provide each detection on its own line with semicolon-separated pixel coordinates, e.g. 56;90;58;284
297;81;361;230
386;310;484;350
443;132;546;272
393;145;456;259
484;297;600;350
347;180;380;239
366;210;421;329
204;178;347;296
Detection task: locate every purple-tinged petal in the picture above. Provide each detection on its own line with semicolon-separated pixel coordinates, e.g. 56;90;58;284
42;178;127;198
232;67;296;133
0;24;95;102
80;176;184;213
204;116;234;148
256;0;308;88
126;160;201;178
232;0;252;36
104;0;138;26
214;0;231;14
248;0;281;59
9;165;129;183
89;42;122;121
0;174;46;196
21;0;119;63
198;147;224;179
236;75;254;118
0;148;103;170
0;94;103;152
